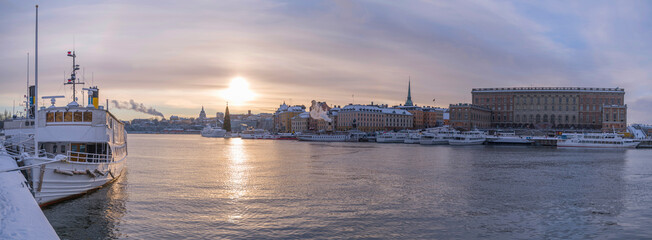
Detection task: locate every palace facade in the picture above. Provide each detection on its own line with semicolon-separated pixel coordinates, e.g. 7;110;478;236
470;87;627;131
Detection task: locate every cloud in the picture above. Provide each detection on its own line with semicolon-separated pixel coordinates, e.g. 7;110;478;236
1;1;651;122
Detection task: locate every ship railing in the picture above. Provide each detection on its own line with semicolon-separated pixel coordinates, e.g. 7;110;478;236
66;151;111;163
2;136;36;158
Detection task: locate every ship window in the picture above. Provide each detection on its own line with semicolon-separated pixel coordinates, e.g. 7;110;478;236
55;112;64;122
64;112;73;122
74;112;83;122
46;112;54;122
61;145;66;153
83;112;92;122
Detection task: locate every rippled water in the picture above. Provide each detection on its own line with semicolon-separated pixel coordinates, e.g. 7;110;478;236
42;134;652;239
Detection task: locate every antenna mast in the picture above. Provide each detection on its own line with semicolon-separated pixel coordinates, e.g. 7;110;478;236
34;5;39;155
65;50;84;104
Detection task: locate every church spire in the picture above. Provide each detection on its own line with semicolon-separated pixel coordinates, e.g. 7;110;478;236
223;102;231;132
405;77;413;106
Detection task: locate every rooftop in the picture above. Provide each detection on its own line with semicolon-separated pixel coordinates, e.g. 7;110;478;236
472;87;625;93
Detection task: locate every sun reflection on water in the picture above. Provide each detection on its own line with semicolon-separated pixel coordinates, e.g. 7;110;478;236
226;138;248;222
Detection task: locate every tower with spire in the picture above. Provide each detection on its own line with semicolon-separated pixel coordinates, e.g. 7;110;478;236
199;105;207;119
404;78;414;106
223;103;231;132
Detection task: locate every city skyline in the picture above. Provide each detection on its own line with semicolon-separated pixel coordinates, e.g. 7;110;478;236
1;1;652;122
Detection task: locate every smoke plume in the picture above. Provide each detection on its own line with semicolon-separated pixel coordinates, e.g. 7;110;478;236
111;99;165;118
309;100;332;122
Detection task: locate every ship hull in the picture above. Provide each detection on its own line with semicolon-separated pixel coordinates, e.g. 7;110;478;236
24;156;126;207
557;142;639;148
448;139;485;145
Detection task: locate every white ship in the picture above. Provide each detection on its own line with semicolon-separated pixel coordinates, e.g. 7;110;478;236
375;131;409;143
297;133;350;142
486;131;533;144
420;127;457;145
557;133;639;148
240;129;270;139
200;125;226;138
5;50;127;206
418;133;449;145
403;133;422;144
448;130;487;146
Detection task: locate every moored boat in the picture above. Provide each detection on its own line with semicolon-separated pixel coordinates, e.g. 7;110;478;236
403;133;422;144
557;133;639;148
448;130;487;146
200;125;227;138
376;131;409;143
419;133;449;145
297;133;350;142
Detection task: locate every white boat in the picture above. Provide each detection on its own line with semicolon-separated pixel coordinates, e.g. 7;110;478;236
200;125;226;138
224;132;240;139
486;131;533;144
448;130;487;145
557;133;640;148
274;133;297;140
4;51;128;207
418;133;449;145
403;133;422;144
297;134;350;142
240;129;270;139
420;127;458;145
376;131;409;143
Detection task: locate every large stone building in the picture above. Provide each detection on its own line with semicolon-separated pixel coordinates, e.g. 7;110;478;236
449;103;492;130
273;102;306;133
336;104;413;132
471;87;627;130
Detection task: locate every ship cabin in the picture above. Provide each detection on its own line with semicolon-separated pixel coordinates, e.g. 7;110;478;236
35;104;127;163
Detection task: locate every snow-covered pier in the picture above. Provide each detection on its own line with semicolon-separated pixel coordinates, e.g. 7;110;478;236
0;147;59;240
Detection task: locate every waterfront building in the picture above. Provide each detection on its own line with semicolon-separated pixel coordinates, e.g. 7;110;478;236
602;105;627;131
291;112;309;133
396;106;446;129
423;107;446;128
449;103;492;130
274;102;306;133
471;87;627;131
336;104;412;132
393;80;446;129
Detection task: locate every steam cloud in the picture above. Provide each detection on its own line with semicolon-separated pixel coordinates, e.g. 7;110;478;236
111;99;165;118
309;100;332;122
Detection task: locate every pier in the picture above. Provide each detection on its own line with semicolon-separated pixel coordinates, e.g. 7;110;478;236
0;147;59;240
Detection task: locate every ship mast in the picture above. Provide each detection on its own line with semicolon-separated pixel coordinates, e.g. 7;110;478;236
65;51;84;105
34;5;38;155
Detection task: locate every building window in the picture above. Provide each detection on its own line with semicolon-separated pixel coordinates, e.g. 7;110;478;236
74;112;83;122
46;112;54;122
55;112;63;122
64;112;73;122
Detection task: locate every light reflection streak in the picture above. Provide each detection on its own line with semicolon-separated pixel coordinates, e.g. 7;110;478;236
226;138;248;222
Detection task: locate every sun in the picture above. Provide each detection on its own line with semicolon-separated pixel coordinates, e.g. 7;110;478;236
219;77;256;105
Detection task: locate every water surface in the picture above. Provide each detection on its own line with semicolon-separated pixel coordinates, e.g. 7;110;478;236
43;134;652;239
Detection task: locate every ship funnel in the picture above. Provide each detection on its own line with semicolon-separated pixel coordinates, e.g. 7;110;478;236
28;85;36;118
82;87;99;109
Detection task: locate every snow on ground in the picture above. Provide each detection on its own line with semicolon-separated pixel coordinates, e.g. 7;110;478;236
0;148;59;240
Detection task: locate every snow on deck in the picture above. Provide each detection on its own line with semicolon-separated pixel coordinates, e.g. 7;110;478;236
0;148;59;240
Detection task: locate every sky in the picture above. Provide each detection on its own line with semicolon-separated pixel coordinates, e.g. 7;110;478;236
1;0;651;122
